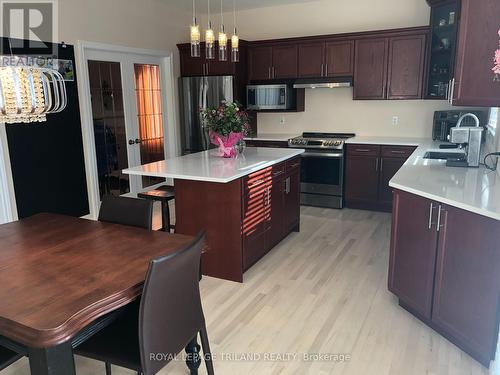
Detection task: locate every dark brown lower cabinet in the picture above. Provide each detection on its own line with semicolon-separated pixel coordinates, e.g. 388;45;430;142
389;190;439;319
243;158;301;271
345;144;416;211
389;189;500;367
175;158;301;283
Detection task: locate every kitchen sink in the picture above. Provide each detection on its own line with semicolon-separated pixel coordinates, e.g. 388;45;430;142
423;151;466;160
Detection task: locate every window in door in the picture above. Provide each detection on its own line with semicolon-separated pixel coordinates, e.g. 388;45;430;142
134;64;166;188
88;60;130;198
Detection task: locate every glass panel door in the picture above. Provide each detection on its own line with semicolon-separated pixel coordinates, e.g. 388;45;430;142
88;60;130;198
133;64;165;188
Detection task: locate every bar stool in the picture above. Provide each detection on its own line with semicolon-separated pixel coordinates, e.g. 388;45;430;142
138;185;175;233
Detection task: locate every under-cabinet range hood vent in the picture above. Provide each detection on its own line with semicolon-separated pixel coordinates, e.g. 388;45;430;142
293;77;353;89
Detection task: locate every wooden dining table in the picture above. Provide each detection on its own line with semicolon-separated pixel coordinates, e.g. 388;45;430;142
0;213;202;375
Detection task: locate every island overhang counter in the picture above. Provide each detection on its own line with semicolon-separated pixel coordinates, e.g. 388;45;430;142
124;147;305;282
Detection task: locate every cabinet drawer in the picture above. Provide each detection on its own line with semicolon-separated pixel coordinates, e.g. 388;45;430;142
286;157;301;173
347;144;380;156
381;146;416;158
271;162;286;179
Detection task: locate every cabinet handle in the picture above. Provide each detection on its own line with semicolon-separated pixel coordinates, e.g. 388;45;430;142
272;66;276;78
436;204;445;232
390;150;406;154
355;148;371;152
285;177;291;194
290;162;300;168
380;158;383;172
272;170;284;177
268;67;271;79
321;63;324;77
375;158;379;172
325;63;328;76
428;203;436;229
449;78;456;105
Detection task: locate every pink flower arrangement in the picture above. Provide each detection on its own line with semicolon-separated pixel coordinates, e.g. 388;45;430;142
493;29;500;75
201;101;251;158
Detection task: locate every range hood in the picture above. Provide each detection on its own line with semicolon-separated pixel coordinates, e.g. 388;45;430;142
293;76;353;89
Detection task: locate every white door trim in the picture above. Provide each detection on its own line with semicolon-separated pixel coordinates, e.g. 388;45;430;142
75;41;179;220
0;125;18;224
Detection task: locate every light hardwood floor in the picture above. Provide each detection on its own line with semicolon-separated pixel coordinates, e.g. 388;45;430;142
3;207;489;375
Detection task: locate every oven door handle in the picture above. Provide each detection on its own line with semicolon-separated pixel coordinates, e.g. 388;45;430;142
301;152;343;158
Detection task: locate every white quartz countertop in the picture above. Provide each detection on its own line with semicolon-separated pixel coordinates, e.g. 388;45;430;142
382;138;500;221
244;133;299;142
346;136;428;146
123;148;304;183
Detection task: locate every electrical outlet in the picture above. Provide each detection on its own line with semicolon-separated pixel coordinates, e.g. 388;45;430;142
280;115;286;125
392;116;399;126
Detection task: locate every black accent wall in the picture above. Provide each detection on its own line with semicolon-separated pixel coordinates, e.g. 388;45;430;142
3;39;90;218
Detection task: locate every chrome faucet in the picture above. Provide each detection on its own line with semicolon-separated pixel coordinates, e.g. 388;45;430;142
449;113;483;167
456;113;480;128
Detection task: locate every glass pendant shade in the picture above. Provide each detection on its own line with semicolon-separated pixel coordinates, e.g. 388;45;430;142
231;32;239;62
218;28;228;61
0;65;67;124
205;26;215;60
190;23;201;57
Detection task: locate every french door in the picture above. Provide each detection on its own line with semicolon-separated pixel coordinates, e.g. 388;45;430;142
86;50;167;199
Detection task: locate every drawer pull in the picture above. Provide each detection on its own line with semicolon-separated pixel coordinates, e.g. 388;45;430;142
290;163;300;168
355;149;371;152
273;171;284;177
391;150;406;154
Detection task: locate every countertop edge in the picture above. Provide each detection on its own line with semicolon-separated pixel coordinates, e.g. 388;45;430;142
123;149;305;183
389;181;500;222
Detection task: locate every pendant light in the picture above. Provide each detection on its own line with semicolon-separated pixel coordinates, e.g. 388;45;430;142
0;40;67;124
190;0;200;57
218;0;228;61
205;0;215;60
231;0;239;62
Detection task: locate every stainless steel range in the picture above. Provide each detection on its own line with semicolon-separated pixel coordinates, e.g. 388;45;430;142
288;132;355;208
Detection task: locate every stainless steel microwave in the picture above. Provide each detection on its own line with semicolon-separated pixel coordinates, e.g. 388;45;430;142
246;84;294;110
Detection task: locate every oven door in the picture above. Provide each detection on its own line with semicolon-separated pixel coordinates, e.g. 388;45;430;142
300;150;343;196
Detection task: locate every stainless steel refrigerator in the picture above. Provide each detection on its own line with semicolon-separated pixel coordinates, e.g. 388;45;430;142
179;76;234;154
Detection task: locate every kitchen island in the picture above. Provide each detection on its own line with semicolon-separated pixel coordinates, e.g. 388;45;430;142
124;147;304;282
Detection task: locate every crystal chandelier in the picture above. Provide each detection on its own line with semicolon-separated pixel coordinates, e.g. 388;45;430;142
0;62;67;124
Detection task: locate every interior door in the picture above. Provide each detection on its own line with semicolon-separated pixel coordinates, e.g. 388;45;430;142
87;51;168;199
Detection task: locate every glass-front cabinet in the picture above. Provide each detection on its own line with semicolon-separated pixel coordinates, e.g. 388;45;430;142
425;1;459;99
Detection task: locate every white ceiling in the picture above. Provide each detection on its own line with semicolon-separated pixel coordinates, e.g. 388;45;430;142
165;0;322;14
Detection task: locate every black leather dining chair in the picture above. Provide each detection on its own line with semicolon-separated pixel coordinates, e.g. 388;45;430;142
75;232;215;375
0;346;22;371
98;195;154;230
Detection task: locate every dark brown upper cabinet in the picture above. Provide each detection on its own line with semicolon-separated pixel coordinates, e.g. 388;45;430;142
248;45;273;80
178;42;245;77
297;40;354;78
248;44;297;81
452;0;500;107
354;31;428;100
272;44;298;79
325;40;355;77
354;38;389;99
387;34;427;99
297;42;324;78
